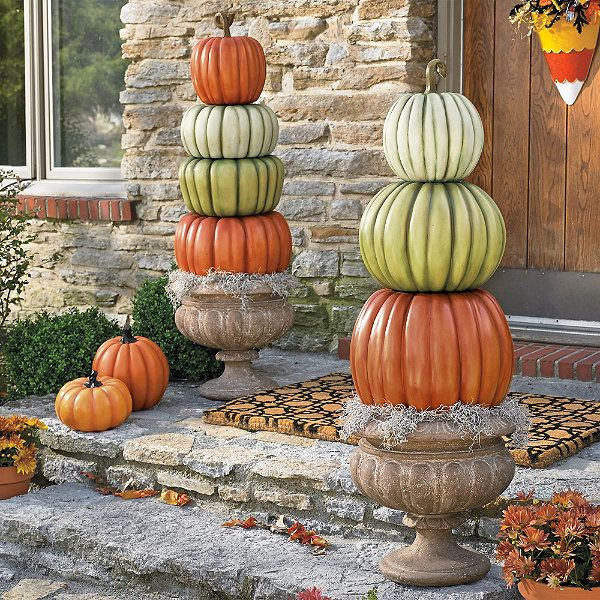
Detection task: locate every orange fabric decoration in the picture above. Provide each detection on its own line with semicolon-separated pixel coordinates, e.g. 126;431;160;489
350;289;514;410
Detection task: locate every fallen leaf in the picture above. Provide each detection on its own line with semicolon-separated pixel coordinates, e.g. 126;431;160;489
81;471;99;481
96;486;116;496
223;516;258;529
161;488;191;506
114;489;158;500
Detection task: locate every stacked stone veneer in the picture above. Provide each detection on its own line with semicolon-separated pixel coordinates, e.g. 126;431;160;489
16;0;436;351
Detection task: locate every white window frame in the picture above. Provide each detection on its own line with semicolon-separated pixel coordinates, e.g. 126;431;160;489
1;0;123;182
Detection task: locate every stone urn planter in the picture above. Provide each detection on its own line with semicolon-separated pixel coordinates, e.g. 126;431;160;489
350;416;516;587
519;581;600;600
0;466;32;501
175;280;294;400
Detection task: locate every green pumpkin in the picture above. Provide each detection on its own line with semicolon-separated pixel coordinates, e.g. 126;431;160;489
383;91;483;182
360;181;506;292
179;156;285;217
181;103;279;159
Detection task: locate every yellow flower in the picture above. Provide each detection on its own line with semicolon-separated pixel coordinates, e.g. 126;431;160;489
0;434;25;452
13;444;37;475
24;417;48;431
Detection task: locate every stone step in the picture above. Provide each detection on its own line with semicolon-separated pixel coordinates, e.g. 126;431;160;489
0;484;515;600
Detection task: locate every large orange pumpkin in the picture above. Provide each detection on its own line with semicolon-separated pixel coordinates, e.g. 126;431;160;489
351;289;513;409
92;318;169;411
174;211;292;275
55;371;132;432
191;12;266;105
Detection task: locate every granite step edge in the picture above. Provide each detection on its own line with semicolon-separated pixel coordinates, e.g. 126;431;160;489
0;484;516;600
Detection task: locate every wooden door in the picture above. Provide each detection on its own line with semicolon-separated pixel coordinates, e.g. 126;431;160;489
463;0;600;274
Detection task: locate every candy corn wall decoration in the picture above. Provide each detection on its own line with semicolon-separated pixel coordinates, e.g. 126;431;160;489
510;0;600;104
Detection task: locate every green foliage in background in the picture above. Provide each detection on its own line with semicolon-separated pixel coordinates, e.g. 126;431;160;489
2;308;120;400
52;0;126;117
0;170;32;334
132;276;223;381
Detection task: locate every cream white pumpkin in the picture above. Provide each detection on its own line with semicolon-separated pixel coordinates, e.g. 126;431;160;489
383;61;484;182
181;103;279;159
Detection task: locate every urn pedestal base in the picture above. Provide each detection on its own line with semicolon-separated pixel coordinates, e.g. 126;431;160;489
350;417;516;587
379;515;490;586
175;281;294;401
198;350;278;401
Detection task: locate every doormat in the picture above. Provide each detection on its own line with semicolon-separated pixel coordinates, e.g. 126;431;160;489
203;372;600;469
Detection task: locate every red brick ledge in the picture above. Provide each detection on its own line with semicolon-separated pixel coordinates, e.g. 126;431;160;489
16;195;136;222
337;337;600;383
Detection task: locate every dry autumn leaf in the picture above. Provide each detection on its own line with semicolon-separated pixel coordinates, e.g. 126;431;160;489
161;488;191;506
223;516;258;529
114;489;158;500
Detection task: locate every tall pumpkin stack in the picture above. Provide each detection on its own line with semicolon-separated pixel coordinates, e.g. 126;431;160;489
351;59;514;410
174;12;292;279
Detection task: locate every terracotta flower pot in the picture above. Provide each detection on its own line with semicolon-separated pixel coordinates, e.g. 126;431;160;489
519;580;600;600
0;466;32;500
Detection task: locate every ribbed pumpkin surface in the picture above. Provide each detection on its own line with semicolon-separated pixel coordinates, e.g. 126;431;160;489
383;92;484;181
179;156;284;217
191;36;266;105
174;211;292;275
55;376;132;432
350;289;513;409
360;181;505;292
93;336;169;412
181;103;279;159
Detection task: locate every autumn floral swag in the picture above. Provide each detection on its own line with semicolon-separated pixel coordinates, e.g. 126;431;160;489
510;0;600;33
498;490;600;590
0;415;47;476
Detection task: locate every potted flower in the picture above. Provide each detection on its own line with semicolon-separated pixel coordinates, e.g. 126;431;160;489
497;490;600;599
0;415;47;500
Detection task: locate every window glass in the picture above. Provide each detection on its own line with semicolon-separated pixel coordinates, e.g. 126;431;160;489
0;0;26;167
50;0;126;168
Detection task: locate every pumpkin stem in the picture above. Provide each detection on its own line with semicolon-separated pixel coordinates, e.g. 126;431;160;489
121;315;137;344
425;59;447;93
85;370;103;389
215;11;235;37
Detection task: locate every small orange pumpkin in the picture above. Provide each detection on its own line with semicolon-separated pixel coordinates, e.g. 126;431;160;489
92;318;169;411
191;12;266;105
174;211;292;275
55;371;132;432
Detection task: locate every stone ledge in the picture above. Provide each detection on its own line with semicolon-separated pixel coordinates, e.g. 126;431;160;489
0;484;515;600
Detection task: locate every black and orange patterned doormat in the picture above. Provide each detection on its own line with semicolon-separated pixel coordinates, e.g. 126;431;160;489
203;372;600;469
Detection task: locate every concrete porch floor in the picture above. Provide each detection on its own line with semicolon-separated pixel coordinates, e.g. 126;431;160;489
0;348;599;600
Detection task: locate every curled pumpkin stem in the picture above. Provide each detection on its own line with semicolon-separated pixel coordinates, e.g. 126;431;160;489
121;315;137;344
215;11;235;37
425;58;447;93
85;370;103;389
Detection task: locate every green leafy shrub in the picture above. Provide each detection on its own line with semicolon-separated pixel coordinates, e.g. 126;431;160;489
132;276;222;381
2;308;120;400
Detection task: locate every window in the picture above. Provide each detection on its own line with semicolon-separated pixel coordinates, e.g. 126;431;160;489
0;0;126;180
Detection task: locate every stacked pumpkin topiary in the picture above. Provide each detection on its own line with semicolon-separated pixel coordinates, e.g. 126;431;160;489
351;59;514;410
174;11;291;277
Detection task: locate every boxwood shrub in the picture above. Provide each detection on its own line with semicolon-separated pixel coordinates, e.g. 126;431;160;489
2;308;120;400
132;276;222;381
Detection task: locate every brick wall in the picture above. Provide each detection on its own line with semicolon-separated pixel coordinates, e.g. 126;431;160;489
18;0;436;350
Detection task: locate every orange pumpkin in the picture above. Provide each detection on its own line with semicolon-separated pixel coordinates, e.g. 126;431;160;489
174;211;292;275
351;289;513;409
191;12;266;105
55;371;132;432
92;318;169;411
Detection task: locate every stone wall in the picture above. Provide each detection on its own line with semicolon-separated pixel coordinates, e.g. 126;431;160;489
18;0;436;351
